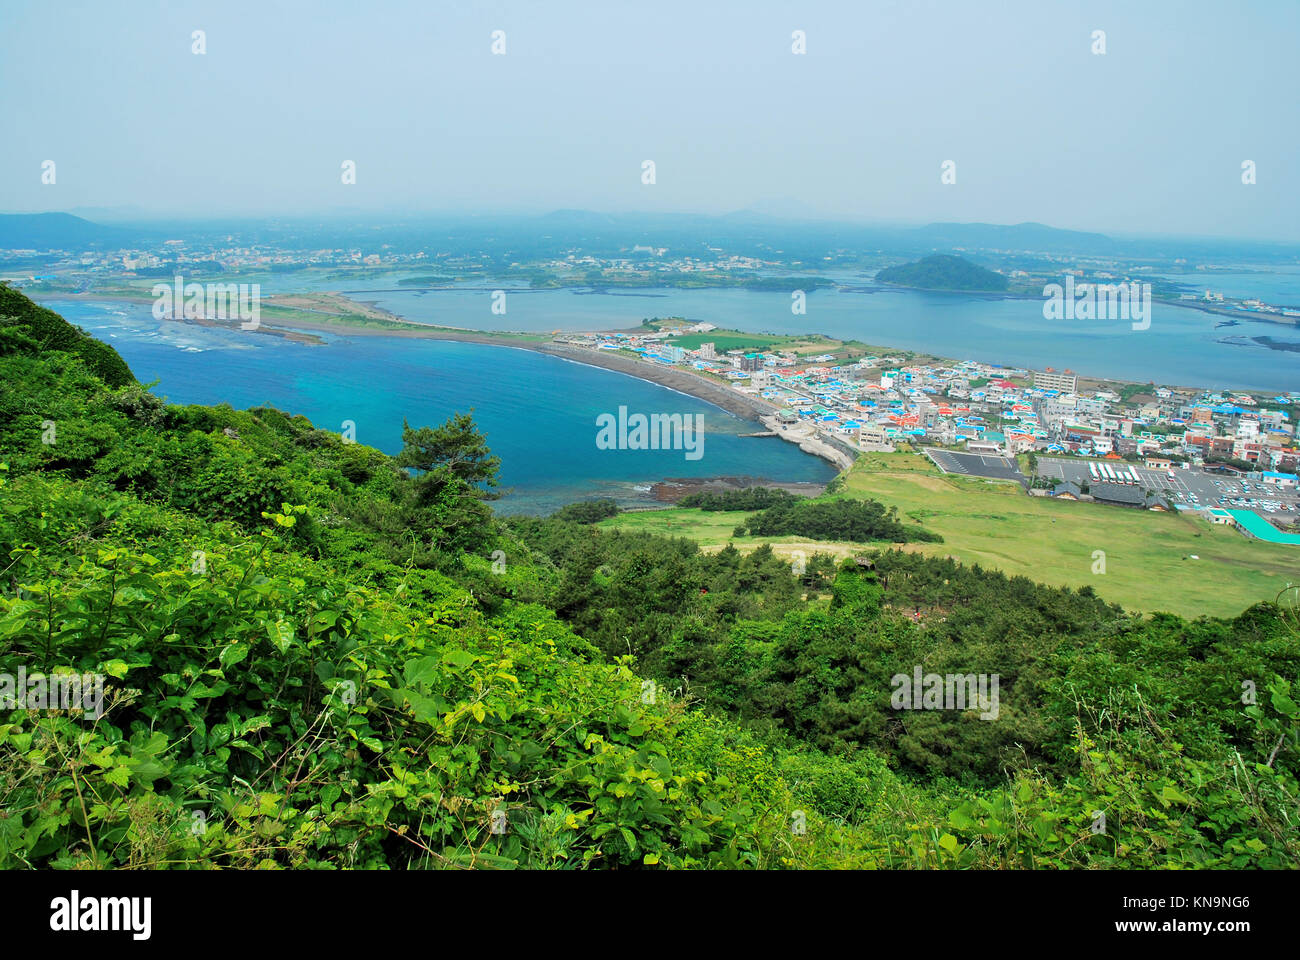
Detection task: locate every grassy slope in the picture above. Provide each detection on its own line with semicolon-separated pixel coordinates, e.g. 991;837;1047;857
602;452;1296;618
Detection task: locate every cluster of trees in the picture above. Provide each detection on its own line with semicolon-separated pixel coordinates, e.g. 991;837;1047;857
1205;455;1257;472
475;520;1125;784
486;516;826;681
549;498;621;524
2;284;1298;870
734;497;943;543
678;487;803;511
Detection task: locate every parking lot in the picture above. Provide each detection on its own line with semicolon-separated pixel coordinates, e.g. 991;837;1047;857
927;449;1026;483
1037;458;1300;519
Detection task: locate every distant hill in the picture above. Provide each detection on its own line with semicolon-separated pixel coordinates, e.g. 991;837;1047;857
913;221;1114;254
875;254;1009;292
0;212;124;250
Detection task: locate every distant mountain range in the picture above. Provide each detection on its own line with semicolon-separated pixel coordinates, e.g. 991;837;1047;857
516;212;1131;260
910;221;1115;254
0;212;128;249
0;209;1112;256
2;210;1296;264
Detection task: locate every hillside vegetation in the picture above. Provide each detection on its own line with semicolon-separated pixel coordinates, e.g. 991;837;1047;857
604;453;1295;618
1;286;1297;869
875;254;1009;292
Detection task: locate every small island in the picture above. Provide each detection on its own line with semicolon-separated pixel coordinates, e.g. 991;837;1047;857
875;254;1009;292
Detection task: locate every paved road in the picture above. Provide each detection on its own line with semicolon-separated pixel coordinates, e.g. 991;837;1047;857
926;449;1025;483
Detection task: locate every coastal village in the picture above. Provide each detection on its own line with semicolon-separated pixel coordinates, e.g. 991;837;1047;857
554;323;1300;541
7;233;1297;541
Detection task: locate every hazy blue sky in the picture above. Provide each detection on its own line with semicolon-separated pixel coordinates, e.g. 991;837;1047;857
2;0;1297;239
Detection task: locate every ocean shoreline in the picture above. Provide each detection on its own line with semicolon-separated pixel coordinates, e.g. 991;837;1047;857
34;292;858;477
248;316;864;473
284;319;866;470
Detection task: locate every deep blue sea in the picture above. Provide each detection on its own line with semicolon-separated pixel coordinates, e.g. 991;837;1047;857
42;298;835;513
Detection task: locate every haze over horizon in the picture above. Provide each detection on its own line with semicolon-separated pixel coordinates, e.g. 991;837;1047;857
2;0;1298;240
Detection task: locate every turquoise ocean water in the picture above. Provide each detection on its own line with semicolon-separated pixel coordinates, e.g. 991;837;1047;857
43;298;835;514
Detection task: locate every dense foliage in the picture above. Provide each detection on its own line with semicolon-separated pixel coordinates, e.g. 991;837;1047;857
1;287;1297;870
1;283;134;386
678;488;803;511
734;497;944;543
549;499;621;524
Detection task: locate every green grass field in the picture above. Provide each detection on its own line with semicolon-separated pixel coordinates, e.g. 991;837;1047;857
659;329;872;358
662;333;786;351
601;452;1297;618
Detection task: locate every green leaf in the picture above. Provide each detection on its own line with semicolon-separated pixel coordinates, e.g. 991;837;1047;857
219;643;250;670
1269;685;1299;719
268;620;295;654
125;732;172;787
440;649;477;669
1159;784;1193;807
403;656;441;689
403;690;441;724
619;827;638;853
947;804;975;830
101;659;130;679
